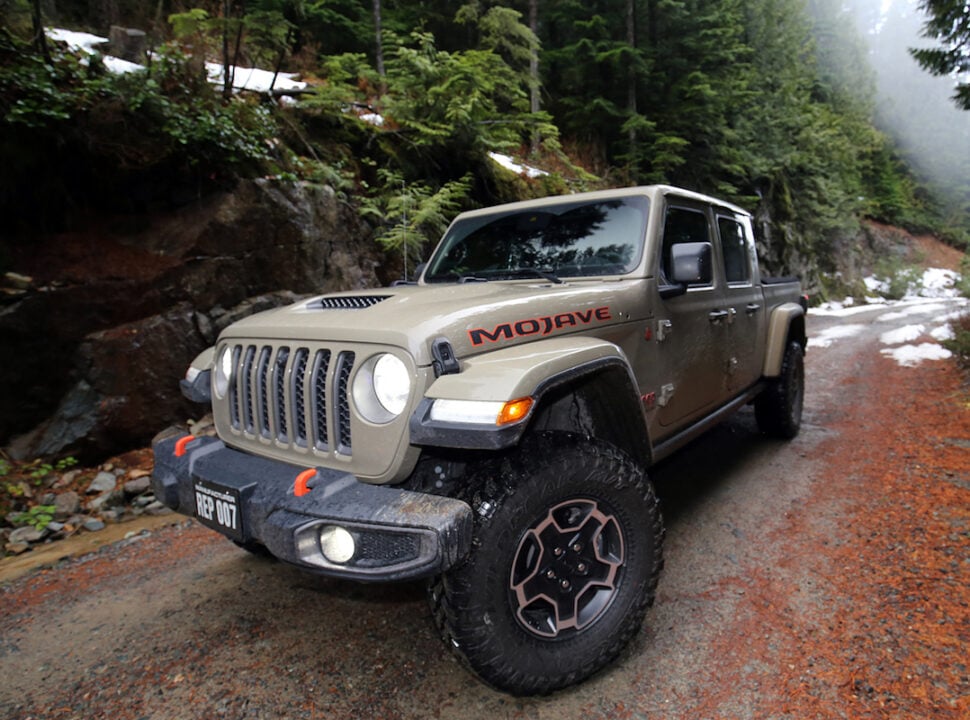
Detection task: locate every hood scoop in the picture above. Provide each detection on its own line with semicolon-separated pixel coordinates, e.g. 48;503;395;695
311;295;391;310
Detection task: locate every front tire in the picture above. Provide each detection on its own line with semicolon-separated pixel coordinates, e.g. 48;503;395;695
429;434;664;695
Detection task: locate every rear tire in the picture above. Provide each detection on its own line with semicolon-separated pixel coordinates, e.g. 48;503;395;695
755;340;804;439
428;433;664;695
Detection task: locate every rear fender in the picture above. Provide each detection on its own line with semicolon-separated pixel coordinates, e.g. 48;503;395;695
763;303;806;377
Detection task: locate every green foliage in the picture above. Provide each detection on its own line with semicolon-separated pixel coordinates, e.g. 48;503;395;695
24;456;77;482
943;312;970;370
361;170;472;271
872;257;924;301
957;255;970;299
11;505;57;531
910;0;970;110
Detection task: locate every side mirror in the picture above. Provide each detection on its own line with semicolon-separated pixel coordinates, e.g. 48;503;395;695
670;242;713;285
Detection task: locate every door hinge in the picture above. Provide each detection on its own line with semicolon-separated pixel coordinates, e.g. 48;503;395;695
658;383;675;408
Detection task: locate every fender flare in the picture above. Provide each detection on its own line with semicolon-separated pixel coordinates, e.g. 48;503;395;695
763;303;806;377
409;336;645;452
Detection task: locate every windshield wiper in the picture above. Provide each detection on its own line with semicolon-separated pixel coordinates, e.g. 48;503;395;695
504;267;563;284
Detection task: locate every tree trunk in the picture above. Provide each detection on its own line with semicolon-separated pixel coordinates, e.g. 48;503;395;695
31;0;50;64
529;0;540;154
627;0;638;177
222;0;232;99
373;0;386;94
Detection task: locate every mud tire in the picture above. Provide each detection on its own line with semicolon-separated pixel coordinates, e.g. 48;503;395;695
755;340;804;439
428;433;664;695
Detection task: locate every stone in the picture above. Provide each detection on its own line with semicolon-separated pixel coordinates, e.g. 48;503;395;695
3;271;32;290
123;476;151;496
86;472;116;494
45;521;65;533
9;526;46;544
54;469;79;488
54;491;81;518
88;490;124;512
4;542;30;555
127;468;152;480
82;519;106;532
134;494;156;508
144;502;173;516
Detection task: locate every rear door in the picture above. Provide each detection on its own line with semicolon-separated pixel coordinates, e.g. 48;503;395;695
716;212;765;391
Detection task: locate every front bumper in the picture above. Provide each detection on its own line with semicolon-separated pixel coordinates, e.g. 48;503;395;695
151;430;472;581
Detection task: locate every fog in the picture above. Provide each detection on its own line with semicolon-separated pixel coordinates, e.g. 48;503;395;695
845;0;969;225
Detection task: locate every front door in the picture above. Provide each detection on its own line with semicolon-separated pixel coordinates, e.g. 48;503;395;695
651;201;726;428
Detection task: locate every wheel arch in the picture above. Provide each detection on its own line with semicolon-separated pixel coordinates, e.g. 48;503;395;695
410;337;652;467
763;303;806;377
527;361;653;469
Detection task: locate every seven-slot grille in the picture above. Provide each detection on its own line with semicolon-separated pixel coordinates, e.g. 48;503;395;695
226;343;356;455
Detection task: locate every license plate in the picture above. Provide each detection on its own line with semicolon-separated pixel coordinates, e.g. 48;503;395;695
193;479;243;541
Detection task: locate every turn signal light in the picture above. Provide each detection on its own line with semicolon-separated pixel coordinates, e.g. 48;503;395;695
497;397;534;426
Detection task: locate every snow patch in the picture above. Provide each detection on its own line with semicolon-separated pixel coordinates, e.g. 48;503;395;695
863;267;962;302
931;324;955;342
876;302;948;323
47;28;109;53
205;63;306;93
879;324;925;346
358;112;384;127
46;28;143;74
808;324;867;348
47;28;307;92
488;152;548;178
880;343;952;367
810;302;888;318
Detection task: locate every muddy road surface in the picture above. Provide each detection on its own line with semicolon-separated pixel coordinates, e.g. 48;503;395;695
2;298;968;719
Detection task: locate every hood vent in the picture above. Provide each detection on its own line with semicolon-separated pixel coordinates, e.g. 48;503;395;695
312;295;390;310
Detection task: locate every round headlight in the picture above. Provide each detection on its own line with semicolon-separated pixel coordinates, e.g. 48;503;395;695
373;354;410;415
353;353;412;424
214;345;234;398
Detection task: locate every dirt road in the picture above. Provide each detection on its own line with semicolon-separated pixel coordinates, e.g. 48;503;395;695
2;298;968;720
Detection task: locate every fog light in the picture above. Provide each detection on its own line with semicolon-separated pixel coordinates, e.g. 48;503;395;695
319;525;355;564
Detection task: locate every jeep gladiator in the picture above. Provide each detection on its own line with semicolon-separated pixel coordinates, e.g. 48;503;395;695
153;184;807;694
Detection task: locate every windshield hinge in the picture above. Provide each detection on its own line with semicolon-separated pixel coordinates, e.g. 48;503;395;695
431;337;461;377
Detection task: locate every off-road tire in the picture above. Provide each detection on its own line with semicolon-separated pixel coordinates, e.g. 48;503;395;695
755;339;804;439
428;433;664;695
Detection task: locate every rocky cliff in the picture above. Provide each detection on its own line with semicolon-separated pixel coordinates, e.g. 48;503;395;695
1;179;382;460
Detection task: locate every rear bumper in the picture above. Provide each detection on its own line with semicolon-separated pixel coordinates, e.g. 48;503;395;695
151;429;472;581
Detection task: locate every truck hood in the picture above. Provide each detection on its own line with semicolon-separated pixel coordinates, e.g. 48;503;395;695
222;280;649;366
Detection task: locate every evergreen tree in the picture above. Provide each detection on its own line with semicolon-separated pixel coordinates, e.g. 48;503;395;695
910;0;970;109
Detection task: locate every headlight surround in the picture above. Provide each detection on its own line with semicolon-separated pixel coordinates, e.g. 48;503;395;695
353;353;412;424
214;345;234;398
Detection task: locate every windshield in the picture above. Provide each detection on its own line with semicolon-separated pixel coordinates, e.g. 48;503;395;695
424;196;649;282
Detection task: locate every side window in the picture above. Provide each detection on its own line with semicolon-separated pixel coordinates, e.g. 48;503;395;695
661;206;711;284
718;216;751;284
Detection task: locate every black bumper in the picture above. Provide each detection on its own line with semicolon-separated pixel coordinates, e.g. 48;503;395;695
151;430;472;581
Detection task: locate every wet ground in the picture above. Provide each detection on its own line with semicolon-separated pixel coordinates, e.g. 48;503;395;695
1;300;968;719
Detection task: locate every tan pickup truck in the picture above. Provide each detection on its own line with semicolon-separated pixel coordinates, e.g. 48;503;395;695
153;184;806;694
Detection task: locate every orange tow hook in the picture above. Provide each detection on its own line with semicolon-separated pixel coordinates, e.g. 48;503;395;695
174;435;197;458
294;469;317;497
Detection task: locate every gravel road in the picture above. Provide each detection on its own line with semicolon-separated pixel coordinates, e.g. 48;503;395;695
2;297;967;720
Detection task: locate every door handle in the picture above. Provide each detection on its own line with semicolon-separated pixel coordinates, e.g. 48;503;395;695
745;303;761;315
708;309;729;323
